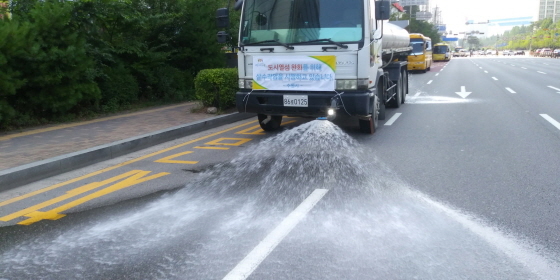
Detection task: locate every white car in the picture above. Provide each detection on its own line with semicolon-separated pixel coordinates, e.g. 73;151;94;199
502;50;513;56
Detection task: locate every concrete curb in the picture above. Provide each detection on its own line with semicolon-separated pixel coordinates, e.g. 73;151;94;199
0;112;255;192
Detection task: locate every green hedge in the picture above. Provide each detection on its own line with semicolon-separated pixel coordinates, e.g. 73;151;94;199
0;0;228;130
194;68;238;110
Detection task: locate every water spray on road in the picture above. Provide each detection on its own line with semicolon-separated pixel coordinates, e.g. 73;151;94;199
1;120;558;279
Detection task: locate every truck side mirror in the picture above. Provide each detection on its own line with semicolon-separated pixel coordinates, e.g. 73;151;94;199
216;8;229;28
375;1;391;20
217;31;229;44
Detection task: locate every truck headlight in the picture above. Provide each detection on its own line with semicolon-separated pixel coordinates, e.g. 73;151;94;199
336;79;357;90
239;79;253;89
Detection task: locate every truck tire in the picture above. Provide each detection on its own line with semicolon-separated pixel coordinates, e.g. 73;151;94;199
258;114;282;131
377;82;386;120
359;95;379;134
401;70;408;104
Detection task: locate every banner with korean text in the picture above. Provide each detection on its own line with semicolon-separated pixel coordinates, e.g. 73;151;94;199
252;56;336;91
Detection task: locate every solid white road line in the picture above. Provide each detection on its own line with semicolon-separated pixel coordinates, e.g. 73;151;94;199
505;87;516;94
538;71;547;74
223;189;329;280
414;91;422;97
547;86;560;92
384;113;402;126
427;80;433;84
492;77;498;80
540;114;560;131
412;189;560;280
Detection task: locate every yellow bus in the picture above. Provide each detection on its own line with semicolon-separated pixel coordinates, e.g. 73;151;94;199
407;33;433;72
433;43;451;61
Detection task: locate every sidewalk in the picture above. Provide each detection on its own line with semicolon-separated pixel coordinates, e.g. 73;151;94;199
0;102;252;190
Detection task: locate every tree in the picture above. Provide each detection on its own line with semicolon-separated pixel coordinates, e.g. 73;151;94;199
396;5;441;44
467;36;480;49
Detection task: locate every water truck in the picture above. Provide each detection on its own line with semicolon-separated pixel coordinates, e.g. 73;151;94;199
217;0;411;134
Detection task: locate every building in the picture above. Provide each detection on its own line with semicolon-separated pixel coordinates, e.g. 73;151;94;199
539;0;560;22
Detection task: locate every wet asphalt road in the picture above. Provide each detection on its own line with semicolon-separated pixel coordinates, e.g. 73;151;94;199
1;57;560;279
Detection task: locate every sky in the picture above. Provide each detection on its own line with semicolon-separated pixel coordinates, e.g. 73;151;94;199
428;0;540;36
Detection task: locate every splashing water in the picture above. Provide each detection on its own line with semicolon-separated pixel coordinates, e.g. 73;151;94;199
184;120;381;205
1;120;558;279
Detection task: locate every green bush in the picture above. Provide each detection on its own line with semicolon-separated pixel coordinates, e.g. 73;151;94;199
194;68;238;109
13;1;100;118
1;0;232;130
98;64;139;113
0;20;28;128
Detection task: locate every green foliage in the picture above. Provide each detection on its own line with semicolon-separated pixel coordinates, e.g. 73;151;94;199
0;20;28;126
467;36;480;49
482;19;560;50
194;68;238;109
392;5;441;44
14;0;101;117
1;0;231;130
409;18;441;44
98;64;139;113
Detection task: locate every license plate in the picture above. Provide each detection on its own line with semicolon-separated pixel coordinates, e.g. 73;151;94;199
283;95;308;107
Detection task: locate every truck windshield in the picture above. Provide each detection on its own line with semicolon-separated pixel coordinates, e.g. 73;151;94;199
240;0;363;46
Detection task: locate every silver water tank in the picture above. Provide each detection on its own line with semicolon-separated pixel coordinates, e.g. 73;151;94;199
381;22;410;50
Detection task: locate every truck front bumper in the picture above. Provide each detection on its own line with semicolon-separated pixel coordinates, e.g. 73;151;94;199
236;90;372;118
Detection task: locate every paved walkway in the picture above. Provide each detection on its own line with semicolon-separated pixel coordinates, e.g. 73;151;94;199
0;102;218;171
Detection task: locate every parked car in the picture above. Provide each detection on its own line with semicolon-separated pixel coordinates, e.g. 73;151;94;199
502;50;513;56
514;50;525;55
541;48;553;57
553;49;560;58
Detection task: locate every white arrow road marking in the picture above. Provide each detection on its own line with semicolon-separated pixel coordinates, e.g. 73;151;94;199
505;87;516;94
223;189;329;280
455;86;472;98
540;114;560;131
385;113;402;126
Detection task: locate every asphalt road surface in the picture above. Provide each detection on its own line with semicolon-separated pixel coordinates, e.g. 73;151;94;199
1;56;560;280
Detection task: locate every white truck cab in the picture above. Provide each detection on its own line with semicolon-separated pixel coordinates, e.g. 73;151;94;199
217;0;411;134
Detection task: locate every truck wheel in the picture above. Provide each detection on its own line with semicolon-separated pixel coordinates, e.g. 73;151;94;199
377;82;386;120
359;95;379;134
401;70;407;104
258;114;282;131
